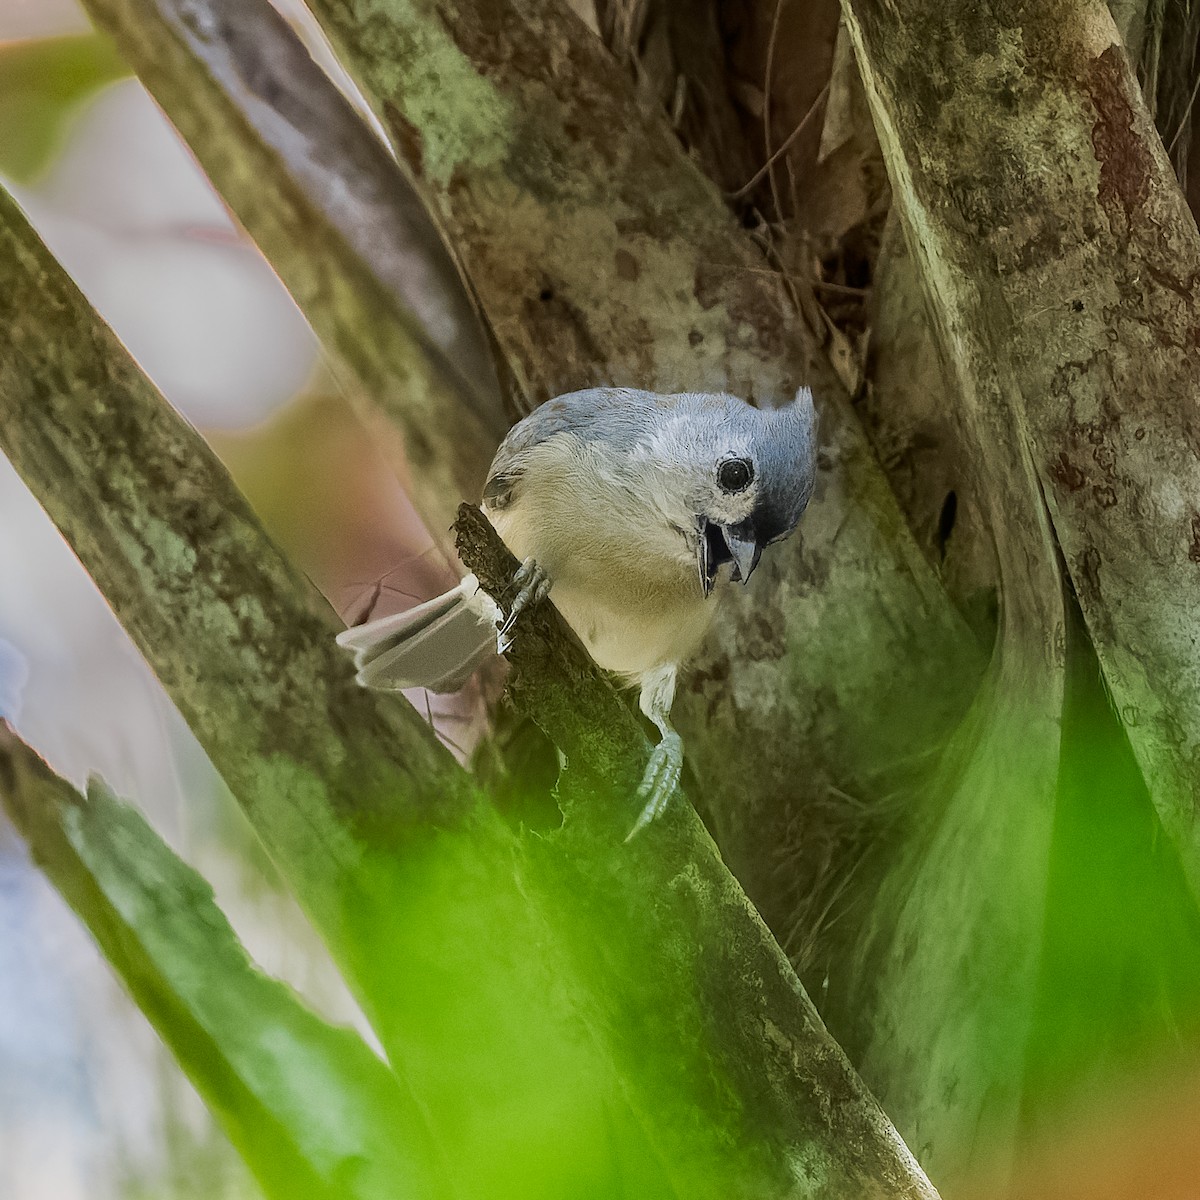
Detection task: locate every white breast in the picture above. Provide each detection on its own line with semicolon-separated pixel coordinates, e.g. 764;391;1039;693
486;434;717;680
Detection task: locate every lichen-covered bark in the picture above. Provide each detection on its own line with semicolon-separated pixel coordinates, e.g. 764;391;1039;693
301;0;985;988
455;504;940;1200
0;724;448;1200
828;0;1200;1182
78;4;984;988
0;188;471;873
79;0;505;536
842;0;1200;911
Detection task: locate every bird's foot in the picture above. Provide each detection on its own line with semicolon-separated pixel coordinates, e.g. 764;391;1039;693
625;730;683;842
496;558;551;655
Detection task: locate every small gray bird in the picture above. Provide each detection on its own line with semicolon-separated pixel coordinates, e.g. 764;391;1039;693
338;386;818;836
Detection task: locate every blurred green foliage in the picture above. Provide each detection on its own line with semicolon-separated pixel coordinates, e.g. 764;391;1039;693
0;34;129;182
1023;622;1200;1125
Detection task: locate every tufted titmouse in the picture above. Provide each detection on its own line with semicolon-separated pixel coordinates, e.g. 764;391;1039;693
338;387;818;837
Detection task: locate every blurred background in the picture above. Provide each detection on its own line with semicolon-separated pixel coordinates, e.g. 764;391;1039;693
3;3;1200;1199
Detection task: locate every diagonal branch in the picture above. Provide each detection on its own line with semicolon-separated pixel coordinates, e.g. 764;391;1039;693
0;187;658;1198
0;722;449;1200
1;183;935;1197
79;0;506;536
0;184;473;875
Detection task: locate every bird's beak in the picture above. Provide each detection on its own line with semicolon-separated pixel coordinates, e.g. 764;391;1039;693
723;520;761;585
697;517;762;595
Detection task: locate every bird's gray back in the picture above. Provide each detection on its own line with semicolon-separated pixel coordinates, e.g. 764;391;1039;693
490;388;662;462
484;388;743;505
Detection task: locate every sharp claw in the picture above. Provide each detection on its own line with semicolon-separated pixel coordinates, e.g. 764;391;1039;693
495;559;550;656
624;809;656;843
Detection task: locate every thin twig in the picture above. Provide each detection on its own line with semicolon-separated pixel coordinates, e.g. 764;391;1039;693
1168;49;1200;155
813;280;870;297
761;0;787;220
733;79;830;202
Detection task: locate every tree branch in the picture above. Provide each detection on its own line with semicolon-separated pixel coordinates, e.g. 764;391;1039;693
454;504;941;1200
843;0;1200;913
833;0;1200;1178
79;0;505;536
0;186;667;1199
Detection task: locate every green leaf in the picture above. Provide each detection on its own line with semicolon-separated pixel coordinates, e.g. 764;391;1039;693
0;725;449;1200
0;35;130;182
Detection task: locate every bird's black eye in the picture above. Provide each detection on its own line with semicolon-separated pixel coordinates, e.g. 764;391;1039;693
717;457;753;493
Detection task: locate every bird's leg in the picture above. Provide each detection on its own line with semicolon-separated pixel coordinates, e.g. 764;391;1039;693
626;665;683;841
496;557;552;655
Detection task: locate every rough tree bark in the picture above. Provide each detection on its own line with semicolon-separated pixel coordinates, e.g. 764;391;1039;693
16;0;1197;1190
829;0;1200;1183
856;215;998;632
576;0;1200;1186
0;186;628;1200
454;505;939;1200
843;0;1200;918
568;9;1061;1185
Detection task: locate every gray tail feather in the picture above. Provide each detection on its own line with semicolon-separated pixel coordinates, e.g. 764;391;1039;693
336;573;501;693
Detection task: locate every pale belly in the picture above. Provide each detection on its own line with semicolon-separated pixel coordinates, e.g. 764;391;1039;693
548;577;714;679
489;497;717;679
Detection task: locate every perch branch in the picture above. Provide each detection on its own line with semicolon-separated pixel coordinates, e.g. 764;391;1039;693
455;504;941;1200
0;189;664;1197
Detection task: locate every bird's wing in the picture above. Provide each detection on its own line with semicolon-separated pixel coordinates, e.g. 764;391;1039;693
482;387;659;507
